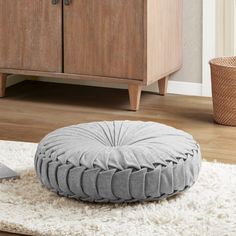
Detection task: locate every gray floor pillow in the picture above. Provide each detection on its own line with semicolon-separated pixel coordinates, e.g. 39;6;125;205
35;121;201;203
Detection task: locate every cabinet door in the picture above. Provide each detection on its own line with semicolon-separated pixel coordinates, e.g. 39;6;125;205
0;0;62;72
64;0;144;80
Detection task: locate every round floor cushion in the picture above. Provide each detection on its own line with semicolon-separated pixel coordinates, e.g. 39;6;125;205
35;121;201;203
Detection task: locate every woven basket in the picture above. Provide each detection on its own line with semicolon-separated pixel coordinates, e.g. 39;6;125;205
209;57;236;126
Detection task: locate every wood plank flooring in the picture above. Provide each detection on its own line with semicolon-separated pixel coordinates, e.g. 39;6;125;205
0;80;235;236
1;81;235;163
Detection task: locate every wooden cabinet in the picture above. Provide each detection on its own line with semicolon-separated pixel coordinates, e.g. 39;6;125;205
64;0;145;80
0;0;62;72
0;0;182;110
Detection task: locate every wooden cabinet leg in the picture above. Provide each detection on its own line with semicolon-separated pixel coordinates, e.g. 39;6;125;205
128;84;142;111
158;76;169;96
0;74;7;98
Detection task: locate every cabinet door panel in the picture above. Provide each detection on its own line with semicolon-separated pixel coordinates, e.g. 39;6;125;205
64;0;144;80
0;0;62;72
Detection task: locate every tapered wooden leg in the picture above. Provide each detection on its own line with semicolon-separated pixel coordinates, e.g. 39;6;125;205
128;84;142;111
158;76;169;96
0;74;7;98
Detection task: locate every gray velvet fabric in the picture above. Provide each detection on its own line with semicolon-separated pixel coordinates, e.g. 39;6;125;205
35;121;201;203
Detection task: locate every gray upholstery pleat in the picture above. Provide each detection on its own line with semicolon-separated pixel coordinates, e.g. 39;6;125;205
40;158;52;188
57;164;74;195
97;169;116;200
82;168;101;199
145;166;161;198
36;157;43;179
160;164;174;195
48;161;61;191
35;121;202;203
130;168;147;199
112;169;132;200
184;157;193;187
67;166;88;198
192;150;201;181
173;160;186;191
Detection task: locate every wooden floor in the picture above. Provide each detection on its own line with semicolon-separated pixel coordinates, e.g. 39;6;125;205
1;80;236;163
0;80;236;235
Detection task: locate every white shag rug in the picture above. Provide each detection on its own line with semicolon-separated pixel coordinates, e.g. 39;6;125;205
0;140;235;236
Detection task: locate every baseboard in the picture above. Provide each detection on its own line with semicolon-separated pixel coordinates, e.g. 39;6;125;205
167;81;203;96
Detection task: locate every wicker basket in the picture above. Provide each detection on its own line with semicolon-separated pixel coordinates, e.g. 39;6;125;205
209;57;236;126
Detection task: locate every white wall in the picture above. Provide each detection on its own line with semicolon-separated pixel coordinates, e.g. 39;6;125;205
216;0;236;56
171;0;202;84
